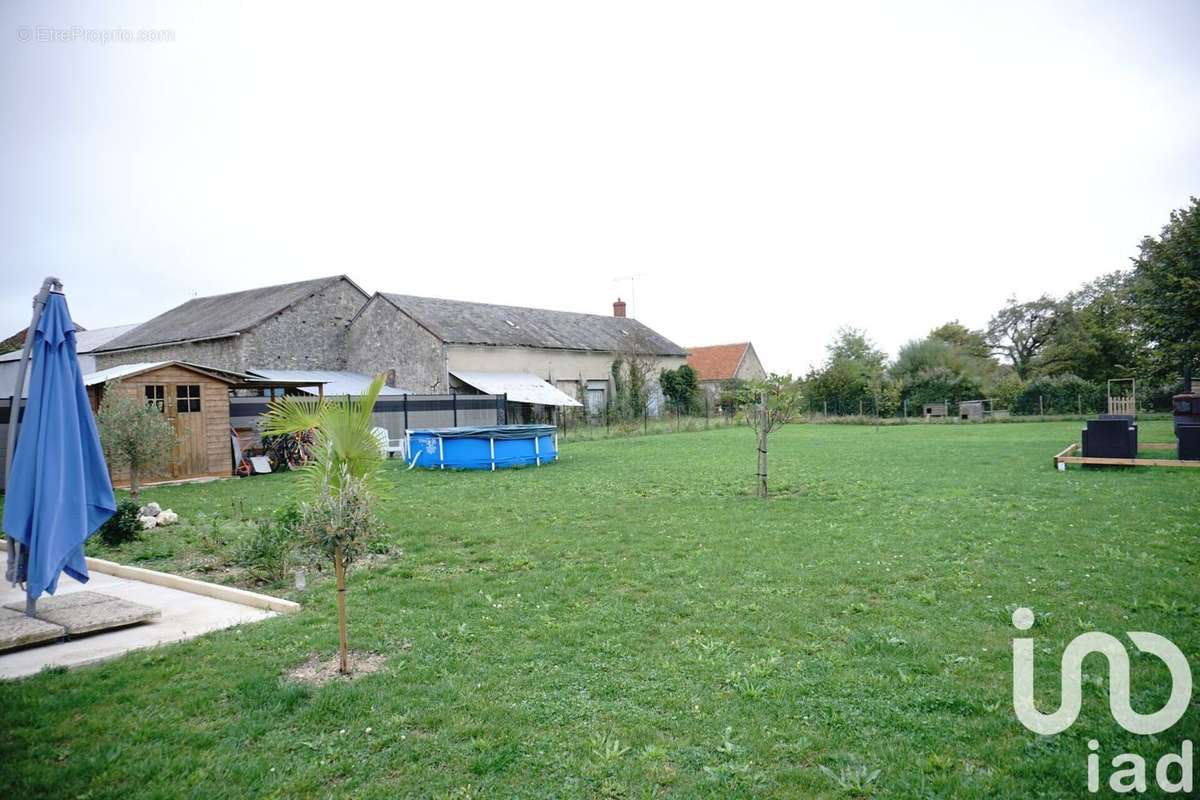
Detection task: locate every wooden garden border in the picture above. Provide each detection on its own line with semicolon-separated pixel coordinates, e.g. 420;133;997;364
1053;442;1200;470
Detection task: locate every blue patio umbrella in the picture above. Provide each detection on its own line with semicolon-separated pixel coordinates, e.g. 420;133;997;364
3;279;116;615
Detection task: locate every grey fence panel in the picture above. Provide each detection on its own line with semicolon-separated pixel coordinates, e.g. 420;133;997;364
230;394;505;443
456;407;497;426
2;394;507;488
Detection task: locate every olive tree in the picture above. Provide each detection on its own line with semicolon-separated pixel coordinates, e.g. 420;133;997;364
263;375;387;674
299;468;379;673
743;374;803;499
97;381;176;500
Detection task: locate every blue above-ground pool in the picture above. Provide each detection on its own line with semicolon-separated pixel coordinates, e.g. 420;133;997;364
405;425;558;470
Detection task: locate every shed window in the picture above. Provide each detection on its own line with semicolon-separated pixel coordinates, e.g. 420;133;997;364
176;384;201;413
144;385;165;412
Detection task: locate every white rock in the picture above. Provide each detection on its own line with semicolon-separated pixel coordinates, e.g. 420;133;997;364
138;515;158;530
157;510;178;525
139;502;161;517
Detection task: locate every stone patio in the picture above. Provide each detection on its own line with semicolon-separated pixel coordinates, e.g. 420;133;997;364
3;590;160;637
0;551;279;680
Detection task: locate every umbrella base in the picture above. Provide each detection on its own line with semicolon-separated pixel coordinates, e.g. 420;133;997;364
0;591;159;649
0;607;65;651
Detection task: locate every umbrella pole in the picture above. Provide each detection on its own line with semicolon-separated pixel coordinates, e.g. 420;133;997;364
4;277;62;617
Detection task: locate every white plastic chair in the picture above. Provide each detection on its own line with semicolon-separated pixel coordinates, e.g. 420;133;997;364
372;426;405;459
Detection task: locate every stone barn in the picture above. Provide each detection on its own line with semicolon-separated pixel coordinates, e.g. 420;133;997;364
89;276;687;421
93;275;369;374
348;295;686;421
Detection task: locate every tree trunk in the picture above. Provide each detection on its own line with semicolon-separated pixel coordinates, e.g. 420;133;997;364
129;468;140;501
334;545;349;674
756;393;768;499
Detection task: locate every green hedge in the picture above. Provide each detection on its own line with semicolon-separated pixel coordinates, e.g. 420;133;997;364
1012;374;1104;415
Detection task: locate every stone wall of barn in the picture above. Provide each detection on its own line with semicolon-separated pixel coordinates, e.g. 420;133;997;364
735;343;767;381
93;335;247;373
242;278;367;370
94;278;368;373
345;295;447;393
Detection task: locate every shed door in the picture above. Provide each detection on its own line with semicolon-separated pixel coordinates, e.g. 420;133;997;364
172;384;206;477
143;384;173;481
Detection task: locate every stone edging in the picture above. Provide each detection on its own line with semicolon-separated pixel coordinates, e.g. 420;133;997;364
85;558;301;614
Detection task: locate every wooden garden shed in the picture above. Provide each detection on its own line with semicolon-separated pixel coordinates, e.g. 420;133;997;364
83;361;243;485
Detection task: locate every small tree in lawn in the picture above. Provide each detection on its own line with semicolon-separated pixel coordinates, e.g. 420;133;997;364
743;374;803;499
97;381;176;500
263;374;388;674
299;468;379;674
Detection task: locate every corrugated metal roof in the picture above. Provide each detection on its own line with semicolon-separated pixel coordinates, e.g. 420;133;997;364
246;369;410;396
82;361;250;386
82;362;170;386
383;294;686;356
95;276;360;352
0;324;140;363
451;371;583;407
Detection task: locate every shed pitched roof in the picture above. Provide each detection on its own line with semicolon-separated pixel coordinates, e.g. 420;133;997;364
96;276;363;353
82;361;251;386
687;342;751;381
381;294;686;356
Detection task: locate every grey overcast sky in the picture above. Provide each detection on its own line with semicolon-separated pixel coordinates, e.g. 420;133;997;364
2;1;1198;374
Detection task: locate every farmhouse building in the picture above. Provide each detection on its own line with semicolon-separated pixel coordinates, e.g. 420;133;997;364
92;277;687;419
686;342;767;402
355;294;687;418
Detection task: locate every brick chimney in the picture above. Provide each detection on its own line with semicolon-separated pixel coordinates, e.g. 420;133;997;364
613;297;627;318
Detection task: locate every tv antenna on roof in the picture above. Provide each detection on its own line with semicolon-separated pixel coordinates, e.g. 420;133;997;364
612;273;647;318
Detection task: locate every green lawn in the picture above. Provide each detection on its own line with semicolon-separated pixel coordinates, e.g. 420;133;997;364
2;421;1197;798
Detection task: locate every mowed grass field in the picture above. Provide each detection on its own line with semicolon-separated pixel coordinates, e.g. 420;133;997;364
2;420;1197;798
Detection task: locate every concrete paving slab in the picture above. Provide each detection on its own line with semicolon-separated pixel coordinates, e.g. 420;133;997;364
3;590;160;635
0;607;65;651
0;551;277;680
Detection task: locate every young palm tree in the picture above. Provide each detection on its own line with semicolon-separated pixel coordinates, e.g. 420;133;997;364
262;375;388;673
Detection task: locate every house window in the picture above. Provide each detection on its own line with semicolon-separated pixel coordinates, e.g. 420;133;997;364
144;385;165;412
176;384;201;413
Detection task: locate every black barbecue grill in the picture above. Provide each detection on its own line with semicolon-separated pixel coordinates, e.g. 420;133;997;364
1174;367;1200;461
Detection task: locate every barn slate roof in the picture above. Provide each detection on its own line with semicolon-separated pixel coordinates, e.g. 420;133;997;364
96;276;363;353
381;293;687;356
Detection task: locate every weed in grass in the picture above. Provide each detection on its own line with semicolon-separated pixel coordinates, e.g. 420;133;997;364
819;761;881;793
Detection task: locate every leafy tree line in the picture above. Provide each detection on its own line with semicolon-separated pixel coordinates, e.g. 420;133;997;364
803;198;1200;416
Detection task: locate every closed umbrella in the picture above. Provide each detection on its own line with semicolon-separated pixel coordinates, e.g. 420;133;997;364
3;278;116;616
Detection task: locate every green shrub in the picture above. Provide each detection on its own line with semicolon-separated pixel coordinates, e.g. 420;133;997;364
273;500;302;537
234;510;297;584
96;499;142;546
987;373;1024;410
1012;374;1103;415
1142;380;1189;412
901;366;983;411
